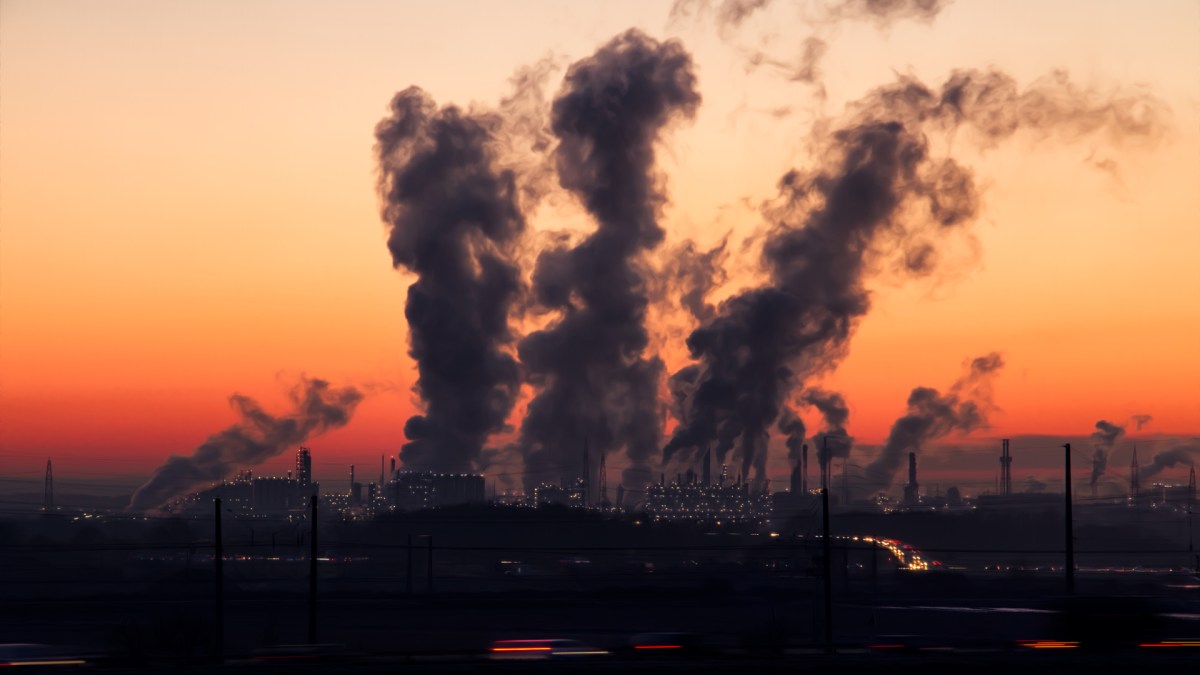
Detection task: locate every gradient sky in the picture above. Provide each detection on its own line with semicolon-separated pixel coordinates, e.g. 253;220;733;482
1;0;1197;492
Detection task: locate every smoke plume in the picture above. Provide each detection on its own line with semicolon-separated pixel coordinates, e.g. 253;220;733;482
664;67;1163;486
128;378;363;512
776;407;806;462
1089;419;1124;488
804;389;853;470
672;0;952;86
860;354;1003;493
375;87;526;473
517;30;701;490
1139;444;1199;483
1131;414;1153;431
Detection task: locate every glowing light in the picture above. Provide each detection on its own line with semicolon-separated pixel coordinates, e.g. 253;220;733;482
634;645;683;650
1018;640;1078;649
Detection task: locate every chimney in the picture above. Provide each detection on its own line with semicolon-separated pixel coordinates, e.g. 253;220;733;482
1130;446;1140;498
801;443;808;493
903;452;920;506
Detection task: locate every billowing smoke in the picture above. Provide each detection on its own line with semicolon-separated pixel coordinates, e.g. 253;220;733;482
862;353;1003;493
669;239;729;324
1089;419;1124;488
1140;444;1200;483
663;67;1163;486
1131;414;1153;431
375;87;526;473
804;388;853;471
128;378;363;512
517;30;701;489
776;407;806;461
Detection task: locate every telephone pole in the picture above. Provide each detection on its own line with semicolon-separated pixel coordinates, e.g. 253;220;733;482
1063;443;1074;595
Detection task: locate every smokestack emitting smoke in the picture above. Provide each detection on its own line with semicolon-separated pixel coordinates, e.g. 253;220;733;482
1089;419;1124;489
129;378;363;512
862;353;1004;494
375;86;527;473
516;30;701;490
776;408;806;462
662;67;1163;486
803;389;853;480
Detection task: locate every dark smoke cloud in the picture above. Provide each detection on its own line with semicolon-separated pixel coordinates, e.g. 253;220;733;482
862;354;1003;493
664;67;1164;486
375;86;526;473
128;378;363;512
776;407;806;461
1139;444;1199;483
668;238;729;324
1131;414;1153;431
517;30;701;490
803;389;853;468
1089;419;1124;488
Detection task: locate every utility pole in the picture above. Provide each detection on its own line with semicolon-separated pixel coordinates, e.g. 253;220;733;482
822;487;834;654
1063;443;1074;595
308;495;318;643
214;498;224;659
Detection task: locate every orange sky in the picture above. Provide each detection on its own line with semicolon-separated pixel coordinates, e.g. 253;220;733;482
1;0;1197;488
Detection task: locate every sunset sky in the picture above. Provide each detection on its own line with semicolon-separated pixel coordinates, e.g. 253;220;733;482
1;0;1197;495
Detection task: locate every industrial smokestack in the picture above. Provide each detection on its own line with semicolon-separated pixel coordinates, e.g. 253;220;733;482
663;66;1164;488
903;452;920;505
802;443;808;493
864;354;1003;496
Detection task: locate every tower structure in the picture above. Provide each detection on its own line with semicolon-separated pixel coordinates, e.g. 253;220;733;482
295;447;312;487
1130;446;1140;498
701;446;712;486
581;436;590;506
999;439;1012;496
43;458;53;512
598;449;608;508
903;452;920;505
801;443;808;493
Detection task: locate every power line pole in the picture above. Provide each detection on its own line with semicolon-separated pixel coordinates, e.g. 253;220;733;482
308;495;318;643
1063;443;1074;595
214;498;224;659
43;459;54;512
822;487;834;654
